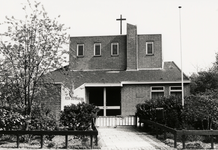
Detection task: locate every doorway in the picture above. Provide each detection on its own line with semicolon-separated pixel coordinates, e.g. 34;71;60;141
88;87;121;116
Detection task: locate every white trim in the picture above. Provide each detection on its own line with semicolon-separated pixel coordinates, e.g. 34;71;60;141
137;68;163;70
111;43;119;56
77;44;84;56
169;86;182;95
84;83;122;87
83;81;190;87
98;106;120;109
121;81;190;85
94;43;101;56
150;86;165;99
146;42;154;55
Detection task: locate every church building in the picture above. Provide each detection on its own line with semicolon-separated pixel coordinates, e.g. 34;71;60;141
51;23;190;117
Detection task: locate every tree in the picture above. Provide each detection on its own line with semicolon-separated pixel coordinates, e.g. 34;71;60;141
190;53;218;94
0;0;69;116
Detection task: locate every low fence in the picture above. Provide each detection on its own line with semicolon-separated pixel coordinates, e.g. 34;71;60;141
137;117;217;149
0;120;98;149
95;115;139;127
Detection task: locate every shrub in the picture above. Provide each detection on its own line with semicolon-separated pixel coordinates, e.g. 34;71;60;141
0;104;26;130
29;103;57;131
136;95;218;130
60;102;99;131
181;95;218;130
136;96;182;128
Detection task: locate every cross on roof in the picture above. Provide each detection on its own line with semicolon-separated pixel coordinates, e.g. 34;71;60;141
116;15;126;35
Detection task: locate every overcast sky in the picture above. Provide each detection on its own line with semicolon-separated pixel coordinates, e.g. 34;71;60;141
1;0;218;75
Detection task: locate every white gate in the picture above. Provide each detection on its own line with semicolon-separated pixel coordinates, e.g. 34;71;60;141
95;115;139;127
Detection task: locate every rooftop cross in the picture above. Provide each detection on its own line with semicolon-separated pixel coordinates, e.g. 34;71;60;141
116;15;126;35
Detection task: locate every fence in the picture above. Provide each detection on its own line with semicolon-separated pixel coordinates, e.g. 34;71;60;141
137;118;218;149
95;115;139;127
0;120;98;149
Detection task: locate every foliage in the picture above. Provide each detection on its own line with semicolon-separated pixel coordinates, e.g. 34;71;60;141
0;0;69;116
60;102;99;131
29;103;57;131
136;95;218;130
182;95;218;130
136;96;182;129
0;104;26;130
190;71;218;94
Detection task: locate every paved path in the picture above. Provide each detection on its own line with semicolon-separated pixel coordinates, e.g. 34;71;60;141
98;126;176;150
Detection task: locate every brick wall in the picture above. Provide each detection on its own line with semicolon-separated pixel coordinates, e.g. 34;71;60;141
40;84;61;121
121;83;190;116
126;23;137;70
121;85;150;116
70;35;127;71
138;34;162;69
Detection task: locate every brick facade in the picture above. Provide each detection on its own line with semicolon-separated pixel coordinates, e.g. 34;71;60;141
127;23;137;70
70;35;127;71
121;84;190;116
138;34;162;69
50;23;190;117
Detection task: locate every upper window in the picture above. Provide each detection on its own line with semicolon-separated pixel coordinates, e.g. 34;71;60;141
77;44;84;57
111;43;119;56
170;86;182;97
150;86;164;99
94;43;101;56
146;42;154;55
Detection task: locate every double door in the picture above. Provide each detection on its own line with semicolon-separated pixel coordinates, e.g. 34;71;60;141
88;87;121;116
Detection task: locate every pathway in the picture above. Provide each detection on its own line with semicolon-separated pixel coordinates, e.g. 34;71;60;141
98;126;175;150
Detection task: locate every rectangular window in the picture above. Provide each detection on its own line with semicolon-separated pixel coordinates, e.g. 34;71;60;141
170;86;182;97
146;42;154;55
94;43;101;56
151;86;164;99
111;43;119;56
77;44;84;57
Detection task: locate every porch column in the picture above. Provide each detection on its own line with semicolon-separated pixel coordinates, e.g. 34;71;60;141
103;88;106;116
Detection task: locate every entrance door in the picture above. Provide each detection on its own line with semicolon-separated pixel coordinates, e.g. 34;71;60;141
88;87;121;116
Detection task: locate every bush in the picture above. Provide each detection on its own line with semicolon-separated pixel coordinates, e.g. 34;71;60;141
181;95;218;130
136;96;182;128
60;102;99;131
136;95;218;130
29;103;57;131
0;104;26;130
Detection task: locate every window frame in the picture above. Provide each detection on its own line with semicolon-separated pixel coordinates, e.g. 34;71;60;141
77;44;84;57
146;41;154;55
111;43;119;56
169;86;182;96
150;86;165;99
94;43;101;56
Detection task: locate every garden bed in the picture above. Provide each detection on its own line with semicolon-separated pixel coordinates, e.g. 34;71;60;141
153;132;218;149
0;135;101;149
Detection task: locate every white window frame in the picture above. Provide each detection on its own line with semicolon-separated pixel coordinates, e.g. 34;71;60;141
150;86;165;99
169;86;182;96
146;42;154;55
94;43;101;56
111;43;119;56
77;44;84;57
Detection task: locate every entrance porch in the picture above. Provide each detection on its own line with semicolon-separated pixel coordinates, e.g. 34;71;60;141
87;87;121;116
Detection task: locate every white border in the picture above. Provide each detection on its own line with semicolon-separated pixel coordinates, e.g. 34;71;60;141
94;43;101;56
146;42;154;55
169;86;182;95
111;43;119;56
77;44;84;56
150;86;165;99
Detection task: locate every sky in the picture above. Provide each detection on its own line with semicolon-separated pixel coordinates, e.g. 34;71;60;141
1;0;218;75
